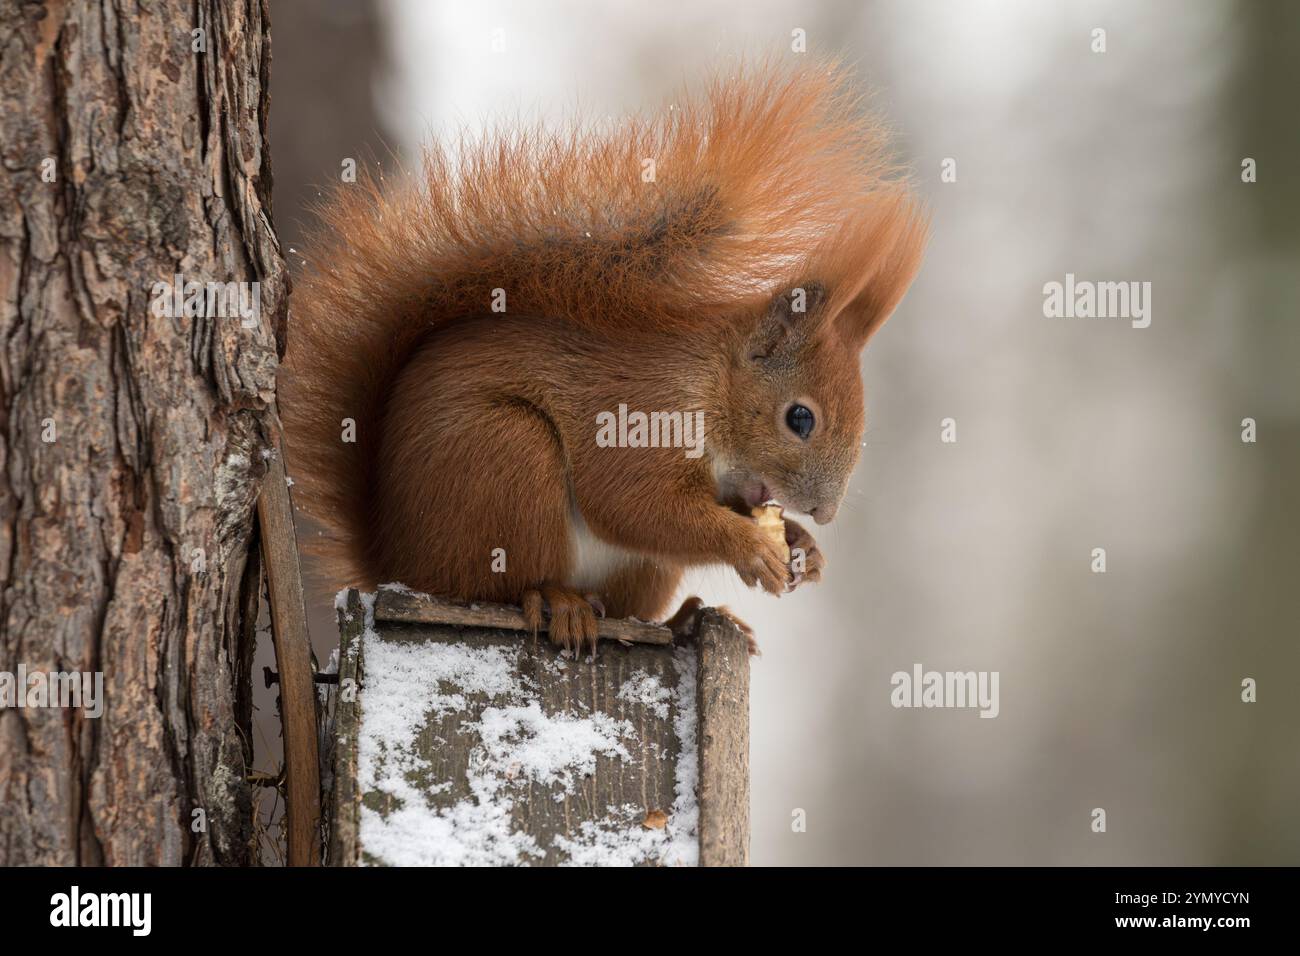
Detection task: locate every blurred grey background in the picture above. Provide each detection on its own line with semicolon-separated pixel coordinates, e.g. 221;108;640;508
266;0;1299;865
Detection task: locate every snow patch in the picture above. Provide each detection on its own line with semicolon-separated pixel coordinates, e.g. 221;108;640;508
616;669;671;719
552;807;677;867
666;646;700;866
474;702;632;794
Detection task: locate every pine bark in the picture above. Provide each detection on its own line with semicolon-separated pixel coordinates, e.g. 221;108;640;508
0;0;287;865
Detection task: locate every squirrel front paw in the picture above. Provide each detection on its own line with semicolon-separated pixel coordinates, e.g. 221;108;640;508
732;527;793;595
782;517;825;588
732;512;825;594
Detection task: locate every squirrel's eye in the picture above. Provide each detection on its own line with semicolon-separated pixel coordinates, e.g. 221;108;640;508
785;404;815;440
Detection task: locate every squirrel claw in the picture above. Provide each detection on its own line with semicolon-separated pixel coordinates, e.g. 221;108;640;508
583;593;607;618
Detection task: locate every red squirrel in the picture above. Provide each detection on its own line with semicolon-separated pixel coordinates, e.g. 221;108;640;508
280;62;927;655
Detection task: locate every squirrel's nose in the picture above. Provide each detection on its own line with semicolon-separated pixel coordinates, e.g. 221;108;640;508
810;500;838;524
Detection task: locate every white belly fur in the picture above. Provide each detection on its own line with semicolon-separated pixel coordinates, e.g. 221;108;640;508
567;509;641;592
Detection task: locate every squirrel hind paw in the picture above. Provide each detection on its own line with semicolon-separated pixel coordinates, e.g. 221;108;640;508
523;586;602;659
664;595;706;638
665;597;760;657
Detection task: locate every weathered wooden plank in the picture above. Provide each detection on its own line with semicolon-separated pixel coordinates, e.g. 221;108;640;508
373;587;672;645
328;590;366;867
696;609;751;866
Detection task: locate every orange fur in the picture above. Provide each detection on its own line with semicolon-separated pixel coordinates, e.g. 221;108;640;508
280;61;927;648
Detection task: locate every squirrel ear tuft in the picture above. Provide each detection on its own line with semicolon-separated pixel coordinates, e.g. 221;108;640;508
830;202;929;350
747;281;828;363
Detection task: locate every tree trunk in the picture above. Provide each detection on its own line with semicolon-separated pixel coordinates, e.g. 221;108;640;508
0;0;287;865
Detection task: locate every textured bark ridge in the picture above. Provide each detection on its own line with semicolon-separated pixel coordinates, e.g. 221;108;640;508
0;1;287;864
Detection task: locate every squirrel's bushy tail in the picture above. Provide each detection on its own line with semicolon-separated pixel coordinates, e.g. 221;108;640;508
280;60;927;589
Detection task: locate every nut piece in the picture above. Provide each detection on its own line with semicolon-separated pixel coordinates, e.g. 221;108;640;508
751;504;791;565
642;809;668;830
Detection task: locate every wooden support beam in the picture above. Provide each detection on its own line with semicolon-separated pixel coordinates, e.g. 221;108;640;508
329;590;365;867
695;609;751;866
257;426;322;866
